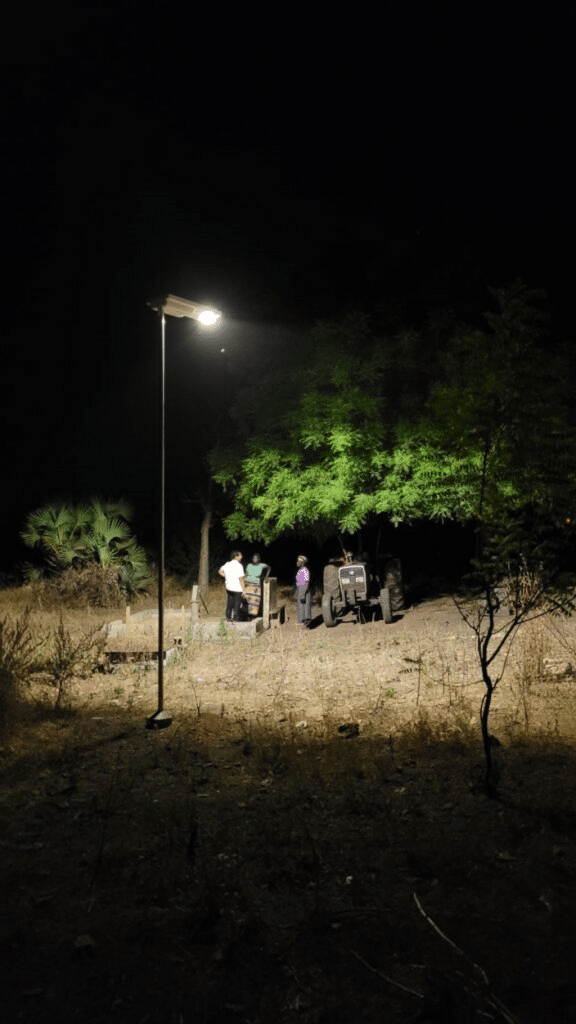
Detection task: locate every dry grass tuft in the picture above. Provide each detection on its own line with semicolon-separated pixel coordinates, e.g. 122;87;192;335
396;703;478;750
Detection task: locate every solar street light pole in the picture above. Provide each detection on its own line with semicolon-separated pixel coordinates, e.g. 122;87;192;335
145;295;221;729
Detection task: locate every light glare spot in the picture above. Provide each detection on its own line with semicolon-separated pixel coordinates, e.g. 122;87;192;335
198;310;220;326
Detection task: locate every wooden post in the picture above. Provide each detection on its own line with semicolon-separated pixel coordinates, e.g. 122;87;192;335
191;585;199;624
262;578;270;629
125;605;131;626
262;577;278;629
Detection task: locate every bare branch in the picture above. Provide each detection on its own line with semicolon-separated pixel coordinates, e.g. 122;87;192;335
350;949;424;1000
413;893;519;1024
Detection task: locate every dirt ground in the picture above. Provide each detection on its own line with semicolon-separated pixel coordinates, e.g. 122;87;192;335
1;592;576;1023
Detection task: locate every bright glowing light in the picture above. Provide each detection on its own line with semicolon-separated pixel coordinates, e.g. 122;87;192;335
197;310;221;326
147;295;222;324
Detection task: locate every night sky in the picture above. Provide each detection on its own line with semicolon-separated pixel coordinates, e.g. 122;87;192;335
2;9;575;573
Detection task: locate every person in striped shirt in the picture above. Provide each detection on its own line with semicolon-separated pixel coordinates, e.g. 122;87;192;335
295;554;312;628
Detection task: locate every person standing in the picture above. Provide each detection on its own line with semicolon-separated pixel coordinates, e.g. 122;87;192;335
244;553;270;617
218;550;246;622
295;554;312;628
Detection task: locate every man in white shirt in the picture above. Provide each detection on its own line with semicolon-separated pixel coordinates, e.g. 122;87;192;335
218;550;246;622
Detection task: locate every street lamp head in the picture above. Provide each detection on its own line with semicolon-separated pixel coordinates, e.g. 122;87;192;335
197;309;221;326
147;294;222;324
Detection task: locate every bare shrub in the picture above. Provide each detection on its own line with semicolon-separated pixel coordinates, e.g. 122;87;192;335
41;565;124;608
42;616;107;711
0;609;46;728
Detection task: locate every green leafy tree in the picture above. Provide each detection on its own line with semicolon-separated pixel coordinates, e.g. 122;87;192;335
21;497;152;599
212;316;394;541
378;282;574;527
216;285;574;543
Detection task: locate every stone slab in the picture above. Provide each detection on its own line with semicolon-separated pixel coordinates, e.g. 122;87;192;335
188;617;264;641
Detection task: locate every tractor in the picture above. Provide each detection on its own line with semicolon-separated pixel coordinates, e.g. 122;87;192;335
321;557;398;627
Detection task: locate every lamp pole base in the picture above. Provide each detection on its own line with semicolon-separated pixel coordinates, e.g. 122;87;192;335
146;709;173;730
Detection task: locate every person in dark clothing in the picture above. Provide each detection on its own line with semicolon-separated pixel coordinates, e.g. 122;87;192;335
295;554;312;627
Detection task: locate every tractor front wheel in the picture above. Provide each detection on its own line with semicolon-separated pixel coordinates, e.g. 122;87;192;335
380;587;393;624
322;592;337;627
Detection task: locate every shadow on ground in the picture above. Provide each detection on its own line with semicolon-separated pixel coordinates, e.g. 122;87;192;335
1;705;575;1023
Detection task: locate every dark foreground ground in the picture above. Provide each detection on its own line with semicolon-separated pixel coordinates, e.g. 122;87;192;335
1;702;576;1024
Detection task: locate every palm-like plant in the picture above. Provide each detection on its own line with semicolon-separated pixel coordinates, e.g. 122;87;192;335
22;504;78;570
22;498;152;599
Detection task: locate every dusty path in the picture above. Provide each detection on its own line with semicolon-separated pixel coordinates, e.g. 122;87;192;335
65;595;576;742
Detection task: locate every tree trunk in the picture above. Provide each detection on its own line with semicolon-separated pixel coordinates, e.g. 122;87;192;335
480;684;498;798
198;482;212;597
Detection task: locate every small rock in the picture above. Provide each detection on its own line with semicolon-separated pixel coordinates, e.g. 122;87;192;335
338;723;360;739
544;659;573;677
73;934;95;955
